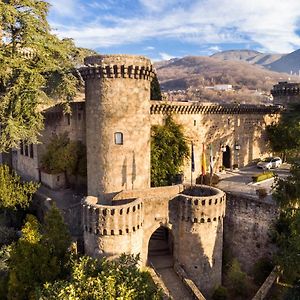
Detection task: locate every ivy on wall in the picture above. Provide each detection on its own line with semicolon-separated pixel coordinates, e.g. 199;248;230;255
151;115;189;187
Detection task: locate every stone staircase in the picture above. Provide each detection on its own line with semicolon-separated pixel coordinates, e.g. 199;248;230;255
149;255;193;300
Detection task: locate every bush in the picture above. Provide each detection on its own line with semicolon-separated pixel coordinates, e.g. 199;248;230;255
196;173;220;185
227;259;248;296
212;285;228;300
252;171;274;183
252;257;274;285
41;133;86;177
256;188;268;198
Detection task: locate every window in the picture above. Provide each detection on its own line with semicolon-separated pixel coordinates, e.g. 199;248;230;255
24;145;28;156
20;141;24;155
29;144;34;158
114;132;123;145
67;114;71;125
78;113;81;121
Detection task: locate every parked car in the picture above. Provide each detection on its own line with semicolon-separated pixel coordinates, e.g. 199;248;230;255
257;157;282;170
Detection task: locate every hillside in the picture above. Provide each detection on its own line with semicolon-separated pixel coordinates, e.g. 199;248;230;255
155;56;296;92
210;50;284;66
266;49;300;74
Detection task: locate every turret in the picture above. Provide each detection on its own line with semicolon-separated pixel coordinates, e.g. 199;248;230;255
80;55;155;204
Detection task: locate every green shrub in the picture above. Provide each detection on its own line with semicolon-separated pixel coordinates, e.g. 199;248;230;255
252;171;274;183
252;257;274;285
212;285;228;300
227;258;248;296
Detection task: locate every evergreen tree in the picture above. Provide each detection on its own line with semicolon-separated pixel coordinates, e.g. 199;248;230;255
150;74;162;100
151;115;189;186
273;163;300;283
7;205;71;299
0;0;81;151
0;164;38;209
266;104;300;160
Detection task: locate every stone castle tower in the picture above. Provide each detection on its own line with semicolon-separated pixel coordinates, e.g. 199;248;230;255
81;55;154;204
80;54;226;297
271;81;300;107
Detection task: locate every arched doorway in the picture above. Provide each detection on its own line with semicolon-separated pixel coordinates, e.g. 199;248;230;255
222;145;231;168
148;226;173;263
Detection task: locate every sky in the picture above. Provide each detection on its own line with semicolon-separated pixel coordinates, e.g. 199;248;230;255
47;0;300;61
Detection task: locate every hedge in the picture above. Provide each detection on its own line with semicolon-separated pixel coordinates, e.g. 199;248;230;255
252;172;274;183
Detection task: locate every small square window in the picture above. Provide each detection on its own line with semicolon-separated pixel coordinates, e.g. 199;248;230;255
114;132;123;145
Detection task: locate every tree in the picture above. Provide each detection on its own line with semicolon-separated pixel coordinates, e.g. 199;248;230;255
151;74;162;100
151;115;189;187
273;163;300;283
40;132;87;179
0;164;38;209
0;0;83;151
38;254;162;300
7;205;71;299
266;104;300;160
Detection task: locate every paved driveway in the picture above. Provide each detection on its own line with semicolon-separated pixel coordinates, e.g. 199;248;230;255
216;164;290;200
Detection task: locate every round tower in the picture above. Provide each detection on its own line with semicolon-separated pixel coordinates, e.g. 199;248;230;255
271;81;300;107
173;185;226;297
80;55;154;203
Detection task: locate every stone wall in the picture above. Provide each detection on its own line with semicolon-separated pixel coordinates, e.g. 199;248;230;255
150;101;278;183
15;102;86;182
224;192;279;273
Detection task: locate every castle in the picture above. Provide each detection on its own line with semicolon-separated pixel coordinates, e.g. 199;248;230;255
10;54;288;297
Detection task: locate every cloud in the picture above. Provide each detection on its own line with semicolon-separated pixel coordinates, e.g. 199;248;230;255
209;46;222;53
159;52;176;60
47;0;81;18
144;46;155;50
49;0;300;53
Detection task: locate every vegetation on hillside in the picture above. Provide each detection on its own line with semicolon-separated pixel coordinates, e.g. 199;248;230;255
155;56;299;104
151;115;189;187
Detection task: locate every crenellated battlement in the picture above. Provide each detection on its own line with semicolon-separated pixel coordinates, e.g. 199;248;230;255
80;54;155;81
178;185;226;224
150;101;281;115
271;81;300;96
83;196;144;236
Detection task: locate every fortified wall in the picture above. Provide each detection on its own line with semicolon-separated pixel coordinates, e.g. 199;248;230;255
224;192;279;273
83;184;226;296
150;101;279;179
77;53;284;297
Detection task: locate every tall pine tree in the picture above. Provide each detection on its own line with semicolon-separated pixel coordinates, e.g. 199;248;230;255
0;0;82;151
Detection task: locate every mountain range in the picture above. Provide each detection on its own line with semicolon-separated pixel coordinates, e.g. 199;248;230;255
155;49;300;94
210;49;300;74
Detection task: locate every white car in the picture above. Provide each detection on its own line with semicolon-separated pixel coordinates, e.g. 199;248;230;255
257;157;282;170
